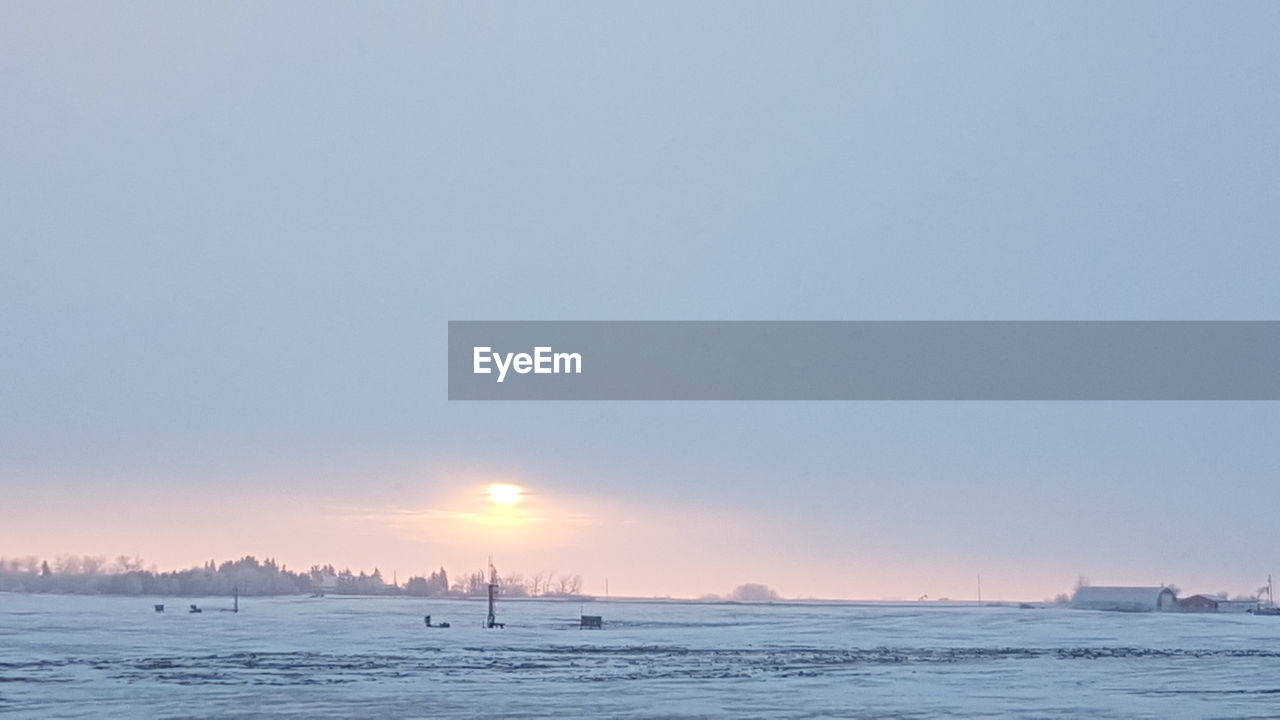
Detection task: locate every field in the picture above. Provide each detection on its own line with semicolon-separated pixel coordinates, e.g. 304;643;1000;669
3;593;1279;718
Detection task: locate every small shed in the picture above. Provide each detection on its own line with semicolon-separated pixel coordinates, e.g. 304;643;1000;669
1072;586;1177;612
580;615;603;629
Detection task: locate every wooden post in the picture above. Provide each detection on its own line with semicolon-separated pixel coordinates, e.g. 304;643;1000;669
486;582;497;628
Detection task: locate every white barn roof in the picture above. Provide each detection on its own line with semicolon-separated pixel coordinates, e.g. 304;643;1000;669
1072;586;1177;612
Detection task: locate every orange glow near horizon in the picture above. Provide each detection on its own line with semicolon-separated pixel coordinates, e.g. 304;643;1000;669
2;470;1181;602
343;481;568;550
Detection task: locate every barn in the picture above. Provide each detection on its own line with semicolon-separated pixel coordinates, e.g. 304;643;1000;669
1217;599;1260;613
1071;586;1178;612
1176;594;1219;612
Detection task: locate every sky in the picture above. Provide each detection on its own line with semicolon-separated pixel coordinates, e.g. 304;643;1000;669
2;1;1278;601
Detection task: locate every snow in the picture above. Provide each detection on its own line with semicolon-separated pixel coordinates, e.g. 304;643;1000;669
3;593;1280;718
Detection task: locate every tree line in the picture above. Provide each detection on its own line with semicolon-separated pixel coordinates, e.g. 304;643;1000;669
0;555;586;598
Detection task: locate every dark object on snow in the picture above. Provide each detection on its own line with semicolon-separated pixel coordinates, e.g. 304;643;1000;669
580;615;603;629
154;604;165;613
188;604;202;614
424;615;451;628
216;587;242;613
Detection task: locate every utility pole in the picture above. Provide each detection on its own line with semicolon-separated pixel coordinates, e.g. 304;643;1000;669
485;557;501;628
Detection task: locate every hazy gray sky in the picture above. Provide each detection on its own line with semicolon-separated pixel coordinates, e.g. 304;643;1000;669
2;1;1277;599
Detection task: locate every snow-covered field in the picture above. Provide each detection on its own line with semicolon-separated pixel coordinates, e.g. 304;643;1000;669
3;593;1279;718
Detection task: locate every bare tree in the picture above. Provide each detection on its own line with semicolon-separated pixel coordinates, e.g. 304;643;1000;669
555;574;583;595
526;570;555;597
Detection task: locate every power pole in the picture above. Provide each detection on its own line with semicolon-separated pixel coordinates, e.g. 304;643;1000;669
485;557;499;628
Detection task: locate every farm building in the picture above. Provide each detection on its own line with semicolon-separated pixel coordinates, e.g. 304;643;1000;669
1175;595;1261;613
1176;594;1219;612
1218;599;1260;613
1072;586;1177;612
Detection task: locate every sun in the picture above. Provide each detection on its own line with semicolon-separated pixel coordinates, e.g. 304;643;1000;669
486;483;524;506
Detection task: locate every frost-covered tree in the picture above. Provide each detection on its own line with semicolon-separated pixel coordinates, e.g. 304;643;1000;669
730;583;779;602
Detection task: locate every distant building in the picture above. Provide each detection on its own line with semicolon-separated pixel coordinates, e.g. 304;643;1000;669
1072;586;1177;612
1176;594;1219;612
1218;599;1260;613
